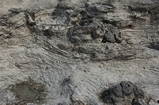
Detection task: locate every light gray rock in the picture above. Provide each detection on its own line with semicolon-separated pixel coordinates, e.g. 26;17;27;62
0;0;159;105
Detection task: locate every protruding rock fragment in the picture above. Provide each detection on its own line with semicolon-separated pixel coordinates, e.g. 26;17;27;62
112;84;124;98
133;85;144;98
100;81;153;105
132;98;147;105
120;81;133;95
8;8;22;13
25;12;36;26
101;89;115;104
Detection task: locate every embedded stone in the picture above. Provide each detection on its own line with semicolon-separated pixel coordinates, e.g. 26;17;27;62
120;81;133;95
133;85;144;98
112;84;124;98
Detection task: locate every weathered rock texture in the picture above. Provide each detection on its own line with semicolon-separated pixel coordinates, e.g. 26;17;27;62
0;0;159;105
100;81;153;105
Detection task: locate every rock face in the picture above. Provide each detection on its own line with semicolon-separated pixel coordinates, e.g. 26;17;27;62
0;0;159;105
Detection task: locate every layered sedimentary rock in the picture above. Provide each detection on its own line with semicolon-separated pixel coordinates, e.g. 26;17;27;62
0;0;159;105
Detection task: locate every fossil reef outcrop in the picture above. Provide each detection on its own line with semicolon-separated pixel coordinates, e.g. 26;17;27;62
0;0;159;105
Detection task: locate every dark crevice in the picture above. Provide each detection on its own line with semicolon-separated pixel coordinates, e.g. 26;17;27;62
43;30;51;36
102;37;107;43
119;24;134;29
147;42;159;50
102;20;118;27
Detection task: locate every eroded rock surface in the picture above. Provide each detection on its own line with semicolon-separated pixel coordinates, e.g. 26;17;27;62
8;79;47;104
0;0;159;105
100;81;153;105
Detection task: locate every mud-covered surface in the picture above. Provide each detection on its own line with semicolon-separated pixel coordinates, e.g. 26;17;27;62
8;79;47;104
